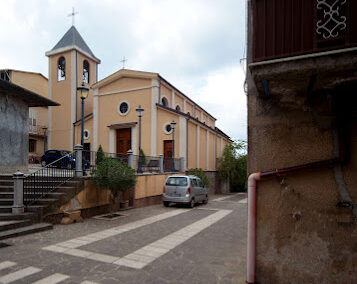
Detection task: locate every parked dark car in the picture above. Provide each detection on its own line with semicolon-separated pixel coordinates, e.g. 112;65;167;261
41;150;90;169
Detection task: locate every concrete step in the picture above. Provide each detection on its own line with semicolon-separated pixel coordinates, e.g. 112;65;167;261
0;199;12;206
0;185;14;192
0;219;32;232
0;198;58;206
0;212;36;221
0;222;53;241
0;206;12;213
0;192;66;199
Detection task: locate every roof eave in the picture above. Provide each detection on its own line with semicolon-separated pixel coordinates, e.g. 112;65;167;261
45;45;101;64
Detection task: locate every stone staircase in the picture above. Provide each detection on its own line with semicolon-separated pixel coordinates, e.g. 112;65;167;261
0;175;83;241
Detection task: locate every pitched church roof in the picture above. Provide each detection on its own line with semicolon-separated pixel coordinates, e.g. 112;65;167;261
46;26;100;63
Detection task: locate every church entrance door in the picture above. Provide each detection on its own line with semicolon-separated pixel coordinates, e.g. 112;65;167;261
116;128;132;155
163;140;173;172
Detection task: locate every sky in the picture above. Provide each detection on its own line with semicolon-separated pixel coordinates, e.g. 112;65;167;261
0;0;247;141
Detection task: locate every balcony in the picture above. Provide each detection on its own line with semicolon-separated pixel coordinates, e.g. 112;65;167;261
252;0;357;63
29;124;47;136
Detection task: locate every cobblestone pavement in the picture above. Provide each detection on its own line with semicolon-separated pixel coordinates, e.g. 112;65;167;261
0;193;247;284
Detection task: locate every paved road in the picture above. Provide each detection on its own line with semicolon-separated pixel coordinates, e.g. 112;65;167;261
0;194;247;284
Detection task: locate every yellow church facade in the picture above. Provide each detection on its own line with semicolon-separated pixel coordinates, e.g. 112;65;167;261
46;26;230;171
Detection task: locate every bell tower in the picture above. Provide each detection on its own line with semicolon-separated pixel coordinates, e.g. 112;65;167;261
46;26;100;150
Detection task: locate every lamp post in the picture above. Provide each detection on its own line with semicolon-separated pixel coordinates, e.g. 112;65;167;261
42;126;48;153
170;120;176;171
136;105;144;173
77;83;89;146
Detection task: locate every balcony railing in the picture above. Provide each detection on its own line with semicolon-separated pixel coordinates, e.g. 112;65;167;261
252;0;357;62
29;124;47;135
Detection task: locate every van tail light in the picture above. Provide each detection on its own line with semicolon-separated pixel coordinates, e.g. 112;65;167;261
187;187;191;194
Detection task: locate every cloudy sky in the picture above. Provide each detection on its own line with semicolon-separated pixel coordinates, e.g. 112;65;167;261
0;0;247;140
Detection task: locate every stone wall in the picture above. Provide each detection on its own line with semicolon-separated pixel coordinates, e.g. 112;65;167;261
204;171;230;195
0;94;28;173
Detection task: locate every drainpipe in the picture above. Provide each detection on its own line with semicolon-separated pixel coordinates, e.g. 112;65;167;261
246;158;339;284
247;172;260;284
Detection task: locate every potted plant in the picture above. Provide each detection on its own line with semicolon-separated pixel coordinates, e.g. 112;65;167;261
91;156;137;212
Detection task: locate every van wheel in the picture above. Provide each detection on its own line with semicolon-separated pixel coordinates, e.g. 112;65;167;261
163;201;170;207
189;199;195;208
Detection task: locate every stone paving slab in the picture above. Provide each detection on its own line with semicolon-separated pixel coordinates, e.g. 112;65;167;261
0;193;247;283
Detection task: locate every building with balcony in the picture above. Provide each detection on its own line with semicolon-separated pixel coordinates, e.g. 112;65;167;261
247;0;356;283
0;69;50;163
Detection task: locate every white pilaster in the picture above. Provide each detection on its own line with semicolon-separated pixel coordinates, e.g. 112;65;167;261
206;130;209;170
109;129;116;153
151;79;159;156
183;99;187;113
132;125;138;155
70;50;76;150
93;89;99;151
179;116;187;169
196;125;200;168
48;58;52;149
220;137;223;156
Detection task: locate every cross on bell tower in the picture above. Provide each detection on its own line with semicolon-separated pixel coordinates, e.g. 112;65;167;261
68;7;78;26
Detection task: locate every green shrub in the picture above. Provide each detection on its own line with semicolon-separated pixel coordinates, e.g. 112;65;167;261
217;140;247;192
96;145;104;165
91;157;137;201
188;168;211;187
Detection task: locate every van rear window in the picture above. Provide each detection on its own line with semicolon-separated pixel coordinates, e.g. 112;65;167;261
166;177;188;186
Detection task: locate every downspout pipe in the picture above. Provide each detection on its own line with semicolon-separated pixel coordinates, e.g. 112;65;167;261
246;158;339;284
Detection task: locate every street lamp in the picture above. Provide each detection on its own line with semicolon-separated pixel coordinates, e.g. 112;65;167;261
136;105;144;173
170;120;176;171
77;83;89;146
42;126;48;153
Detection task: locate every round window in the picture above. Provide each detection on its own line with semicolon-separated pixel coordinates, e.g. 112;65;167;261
84;129;90;140
117;101;130;116
163;123;173;134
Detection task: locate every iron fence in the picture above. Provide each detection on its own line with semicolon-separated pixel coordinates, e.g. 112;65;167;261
23;151;76;206
163;157;181;172
82;150;129;173
134;155;161;173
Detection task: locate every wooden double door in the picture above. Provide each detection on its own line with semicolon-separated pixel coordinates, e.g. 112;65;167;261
163;140;173;171
116;128;131;155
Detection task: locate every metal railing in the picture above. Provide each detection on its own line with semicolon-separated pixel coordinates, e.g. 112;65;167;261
134;155;161;173
23;152;76;206
82;150;129;172
163;157;181;172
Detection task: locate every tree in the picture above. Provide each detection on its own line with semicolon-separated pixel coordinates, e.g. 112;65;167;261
217;140;247;191
91;157;137;211
188;168;211;187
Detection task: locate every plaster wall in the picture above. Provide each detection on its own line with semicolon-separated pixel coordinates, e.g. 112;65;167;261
49;51;74;151
160;84;172;107
156;108;180;156
199;128;207;170
96;84;152;154
0;94;28;173
174;93;184;110
187;121;197;169
75;52;97;122
247;39;357;284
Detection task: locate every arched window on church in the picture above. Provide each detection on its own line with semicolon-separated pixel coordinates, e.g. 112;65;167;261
175;105;181;112
161;97;168;107
57;57;66;81
83;60;90;83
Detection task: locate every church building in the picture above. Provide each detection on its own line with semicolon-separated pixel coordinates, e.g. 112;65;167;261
46;26;231;171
